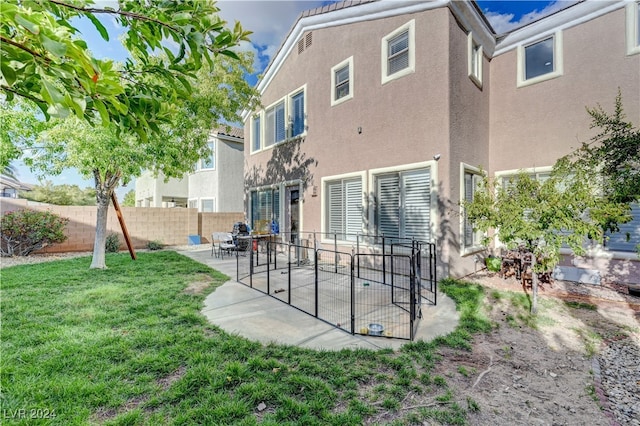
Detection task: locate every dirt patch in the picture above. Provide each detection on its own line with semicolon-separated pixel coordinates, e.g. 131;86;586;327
435;273;640;425
183;274;214;295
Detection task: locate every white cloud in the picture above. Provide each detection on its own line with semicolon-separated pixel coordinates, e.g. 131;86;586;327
483;1;579;34
217;1;326;71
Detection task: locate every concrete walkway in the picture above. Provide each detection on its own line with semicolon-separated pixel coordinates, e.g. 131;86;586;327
177;246;459;351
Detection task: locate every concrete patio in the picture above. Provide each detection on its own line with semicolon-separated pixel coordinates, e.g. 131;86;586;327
177;246;459;351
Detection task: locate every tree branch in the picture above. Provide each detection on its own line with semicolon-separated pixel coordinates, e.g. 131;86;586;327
1;85;46;105
48;0;181;33
0;35;50;64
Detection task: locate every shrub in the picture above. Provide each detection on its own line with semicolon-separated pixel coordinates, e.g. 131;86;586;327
146;240;164;251
105;233;121;253
0;209;69;256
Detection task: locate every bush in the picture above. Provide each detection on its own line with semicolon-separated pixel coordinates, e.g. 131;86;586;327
146;240;164;251
485;256;502;272
105;233;121;253
1;209;69;256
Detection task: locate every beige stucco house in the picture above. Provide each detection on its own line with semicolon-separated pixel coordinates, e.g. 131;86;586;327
243;0;639;283
135;126;245;212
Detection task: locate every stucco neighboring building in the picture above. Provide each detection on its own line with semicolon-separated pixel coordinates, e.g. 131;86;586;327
242;1;640;282
0;175;33;198
135;126;245;212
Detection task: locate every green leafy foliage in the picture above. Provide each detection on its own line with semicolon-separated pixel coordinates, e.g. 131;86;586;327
0;0;252;154
0;209;68;256
146;240;164;251
105;233;120;253
122;189;136;207
555;90;639;232
19;181;96;205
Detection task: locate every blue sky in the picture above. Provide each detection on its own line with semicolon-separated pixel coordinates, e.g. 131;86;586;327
14;0;571;200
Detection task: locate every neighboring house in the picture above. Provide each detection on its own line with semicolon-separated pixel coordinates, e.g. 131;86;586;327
0;175;33;198
134;126;245;212
243;0;640;282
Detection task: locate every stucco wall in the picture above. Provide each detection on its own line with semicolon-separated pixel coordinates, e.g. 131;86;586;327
246;9;453;241
488;7;640;174
0;198;242;253
446;12;492;277
217;140;245;212
135;171;188;207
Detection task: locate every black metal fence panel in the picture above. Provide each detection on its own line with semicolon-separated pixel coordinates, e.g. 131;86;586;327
235;234;437;341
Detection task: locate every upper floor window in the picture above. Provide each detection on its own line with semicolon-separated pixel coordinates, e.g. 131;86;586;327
290;90;305;137
251;115;261;152
517;31;563;87
467;33;483;88
331;56;354;106
251;87;307;153
381;20;415;85
201;141;215;169
265;100;286;147
627;1;640;55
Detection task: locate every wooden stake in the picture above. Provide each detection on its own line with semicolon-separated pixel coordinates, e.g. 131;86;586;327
111;192;136;260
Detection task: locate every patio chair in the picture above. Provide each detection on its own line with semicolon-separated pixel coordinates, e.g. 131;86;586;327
212;232;236;259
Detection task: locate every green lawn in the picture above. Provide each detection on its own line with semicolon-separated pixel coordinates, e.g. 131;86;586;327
0;252;491;425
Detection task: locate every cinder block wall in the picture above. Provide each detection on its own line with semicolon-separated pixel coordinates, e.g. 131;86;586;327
0;199;243;253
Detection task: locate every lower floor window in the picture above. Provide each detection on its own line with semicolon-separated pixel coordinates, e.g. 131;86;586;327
250;188;280;234
606;203;640;252
325;177;362;241
201;199;214;212
375;168;431;242
463;170;483;248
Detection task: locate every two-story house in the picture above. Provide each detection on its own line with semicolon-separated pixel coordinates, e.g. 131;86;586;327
135;126;245;212
243;0;639;283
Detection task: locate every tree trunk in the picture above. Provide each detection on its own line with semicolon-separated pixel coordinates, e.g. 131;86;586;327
90;169;121;269
531;253;538;314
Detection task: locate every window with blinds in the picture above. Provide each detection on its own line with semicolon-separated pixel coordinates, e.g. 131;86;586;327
252;115;261;152
463;171;482;248
606;203;640;252
387;30;409;75
335;64;349;100
381;20;414;84
376;168;430;241
331;57;353;106
326;178;362;241
265;101;285;147
291;91;305;137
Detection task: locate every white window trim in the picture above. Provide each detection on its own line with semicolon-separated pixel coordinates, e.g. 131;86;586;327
368;160;437;244
199;140;216;171
516;31;563;88
331;56;354;106
264;96;287;148
467;33;483;88
460;163;485;256
320;171;367;244
495;166;553;183
250;114;262;154
289;84;307;139
626;1;640;56
200;197;215;213
250;85;307;155
381;19;415;85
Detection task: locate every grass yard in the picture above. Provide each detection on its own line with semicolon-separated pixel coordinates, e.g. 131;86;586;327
1;252;491;425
